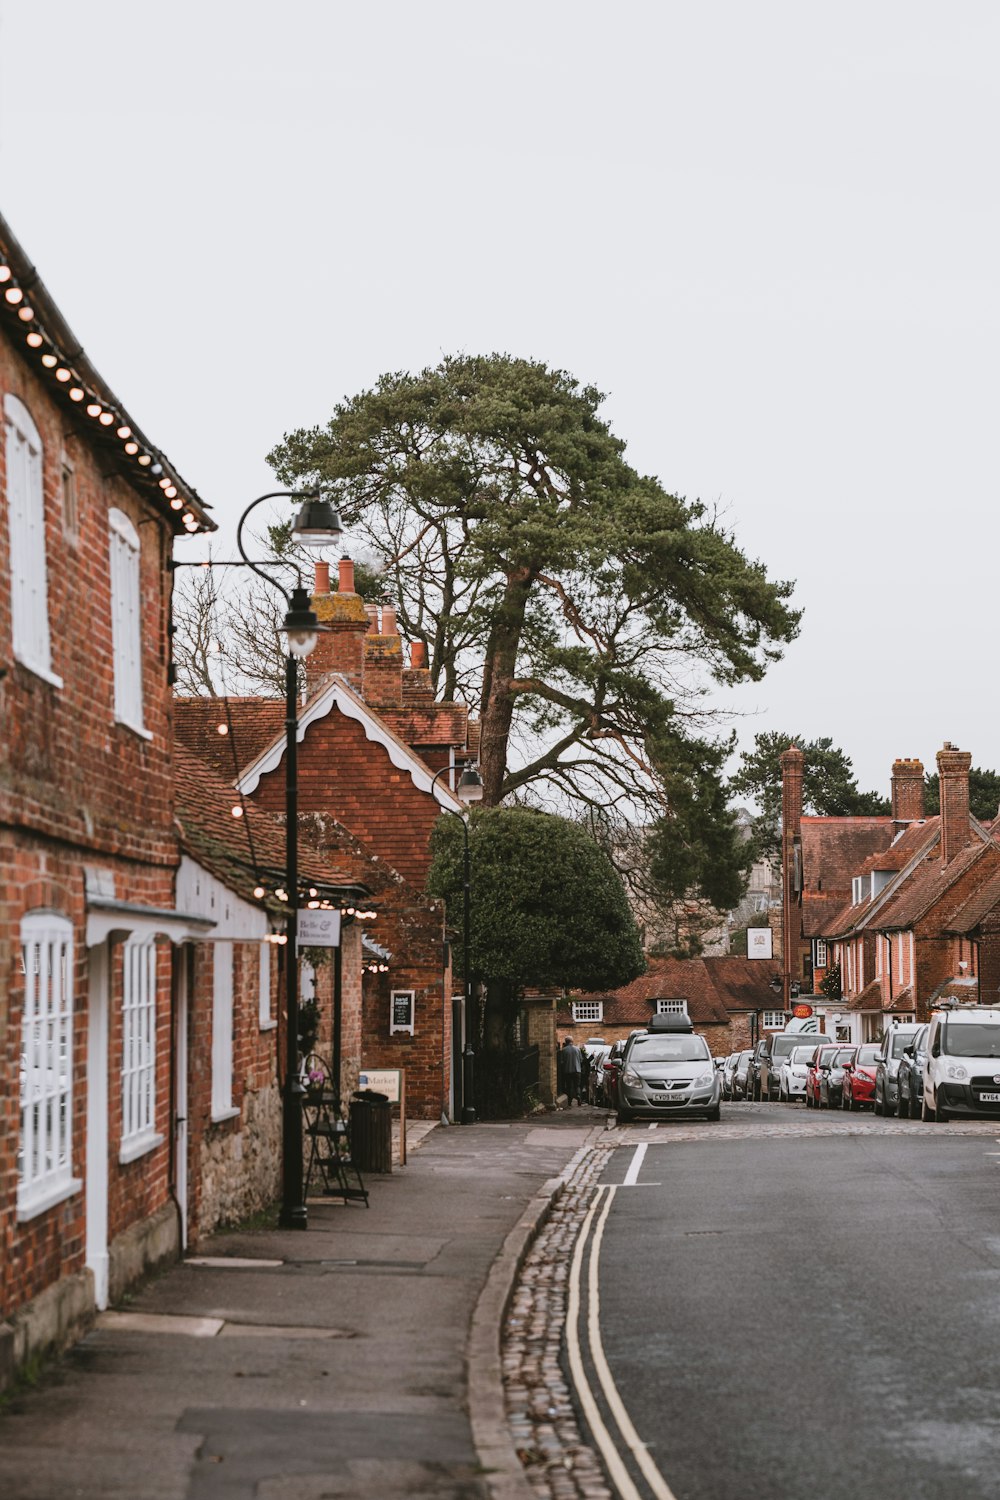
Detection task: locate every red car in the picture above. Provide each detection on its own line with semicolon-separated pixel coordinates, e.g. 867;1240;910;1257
842;1042;881;1110
805;1043;842;1108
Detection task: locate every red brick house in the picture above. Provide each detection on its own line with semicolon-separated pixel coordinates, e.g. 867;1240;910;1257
560;955;790;1057
782;743;1000;1042
0;214;214;1386
174;558;474;1120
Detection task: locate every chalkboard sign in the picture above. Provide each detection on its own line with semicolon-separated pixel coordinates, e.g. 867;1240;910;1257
390;989;415;1036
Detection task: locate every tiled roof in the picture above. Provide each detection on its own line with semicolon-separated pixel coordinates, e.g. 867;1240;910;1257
378;704;468;748
813;822;942;939
886;986;914;1013
561;956;783;1027
174;697;285;781
940;864;1000;935
846;978;883;1012
799;817;896;936
173;743;366;904
873;830;994;931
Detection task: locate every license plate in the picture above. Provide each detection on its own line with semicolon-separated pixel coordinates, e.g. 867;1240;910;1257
979;1092;1000;1102
651;1093;674;1103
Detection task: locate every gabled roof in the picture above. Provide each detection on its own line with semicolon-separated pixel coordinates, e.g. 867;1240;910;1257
822;821;942;940
945;865;1000;934
873;826;995;932
0;213;213;534
174;678;465;813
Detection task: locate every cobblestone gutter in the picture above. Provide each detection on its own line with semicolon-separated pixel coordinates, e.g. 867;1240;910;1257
501;1139;616;1500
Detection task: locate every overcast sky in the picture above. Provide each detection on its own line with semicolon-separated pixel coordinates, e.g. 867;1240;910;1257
2;2;996;799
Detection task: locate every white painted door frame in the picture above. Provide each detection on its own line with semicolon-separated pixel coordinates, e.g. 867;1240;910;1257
174;946;189;1250
85;943;110;1310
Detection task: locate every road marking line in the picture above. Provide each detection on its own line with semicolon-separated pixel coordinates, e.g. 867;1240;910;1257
566;1187;644;1500
648;1123;658;1131
587;1188;679;1500
623;1142;647;1187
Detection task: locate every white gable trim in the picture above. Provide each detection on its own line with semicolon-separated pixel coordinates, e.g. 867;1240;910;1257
235;675;465;812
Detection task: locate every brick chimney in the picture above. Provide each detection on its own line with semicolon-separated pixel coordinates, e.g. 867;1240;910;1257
403;640;434;705
937;743;973;866
363;602;404;708
307;556;369;693
780;744;804;844
891;757;925;831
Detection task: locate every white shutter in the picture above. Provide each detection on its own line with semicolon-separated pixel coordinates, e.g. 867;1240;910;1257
5;394;59;683
108;508;148;734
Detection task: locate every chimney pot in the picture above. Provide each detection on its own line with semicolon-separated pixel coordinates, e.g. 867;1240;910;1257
314;560;331;595
364;604;379;634
338;556;356;594
410;641;428;669
381;604;398;638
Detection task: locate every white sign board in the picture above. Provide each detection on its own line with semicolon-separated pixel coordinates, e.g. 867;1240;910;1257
747;927;773;960
297;909;342;947
358;1069;402;1103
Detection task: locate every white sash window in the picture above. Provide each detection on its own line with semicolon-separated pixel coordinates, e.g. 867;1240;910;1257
18;913;77;1217
5;394;61;686
108;507;149;736
121;937;158;1156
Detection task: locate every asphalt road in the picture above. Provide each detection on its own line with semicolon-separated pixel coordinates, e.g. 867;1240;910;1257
571;1106;1000;1500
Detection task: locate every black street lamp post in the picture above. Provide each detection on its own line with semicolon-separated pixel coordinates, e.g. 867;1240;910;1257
234;490;342;1229
430;761;483;1124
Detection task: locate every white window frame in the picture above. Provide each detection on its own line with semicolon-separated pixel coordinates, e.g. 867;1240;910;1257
18;912;79;1219
656;999;688;1016
120;937;161;1161
762;1010;785;1029
108;506;150;738
571;1001;603;1023
5;393;61;686
258;941;275;1030
814;938;828;969
211;942;237;1121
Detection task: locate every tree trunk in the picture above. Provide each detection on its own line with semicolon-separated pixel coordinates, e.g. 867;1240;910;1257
478;567;534;804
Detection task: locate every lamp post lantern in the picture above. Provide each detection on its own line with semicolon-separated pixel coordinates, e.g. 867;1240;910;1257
235;490;342;1229
430;760;483;1124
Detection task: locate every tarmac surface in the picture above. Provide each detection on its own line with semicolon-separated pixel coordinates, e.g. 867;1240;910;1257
0;1106;606;1500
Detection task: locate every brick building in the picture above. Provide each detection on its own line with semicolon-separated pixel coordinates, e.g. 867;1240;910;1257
174;558;474;1120
0;213;215;1386
781;743;1000;1043
560;955;788;1057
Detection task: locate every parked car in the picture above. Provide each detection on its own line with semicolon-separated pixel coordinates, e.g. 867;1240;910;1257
601;1038;630;1110
761;1029;829;1102
745;1038;770;1101
731;1049;752;1100
842;1042;881;1110
721;1053;741;1100
818;1046;856;1108
922;1005;1000;1122
897;1024;929;1119
616;1016;721;1123
805;1043;843;1109
873;1023;923;1117
777;1044;814;1103
584;1044;611;1104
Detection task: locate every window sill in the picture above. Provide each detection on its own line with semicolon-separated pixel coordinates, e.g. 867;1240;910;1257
114;716;153;742
17;1175;82;1223
16;656;64;690
259;1019;277;1032
211;1106;241;1125
119;1130;164;1164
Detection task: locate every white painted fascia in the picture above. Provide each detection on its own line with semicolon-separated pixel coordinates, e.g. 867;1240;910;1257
175;856;270;941
235;675;465;813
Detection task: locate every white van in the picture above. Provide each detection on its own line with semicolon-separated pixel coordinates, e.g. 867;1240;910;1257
922;1006;1000;1122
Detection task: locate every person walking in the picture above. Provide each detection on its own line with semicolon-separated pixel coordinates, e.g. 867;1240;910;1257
562;1036;583;1105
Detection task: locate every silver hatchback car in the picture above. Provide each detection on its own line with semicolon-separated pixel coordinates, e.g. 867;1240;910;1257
616;1019;721;1123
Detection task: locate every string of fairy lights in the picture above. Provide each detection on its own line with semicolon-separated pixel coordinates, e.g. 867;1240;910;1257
0;252;204;533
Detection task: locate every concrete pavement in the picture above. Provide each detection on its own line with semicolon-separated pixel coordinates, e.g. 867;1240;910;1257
0;1107;609;1500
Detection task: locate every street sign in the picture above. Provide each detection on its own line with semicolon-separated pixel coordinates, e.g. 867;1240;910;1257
793;1003;814;1019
